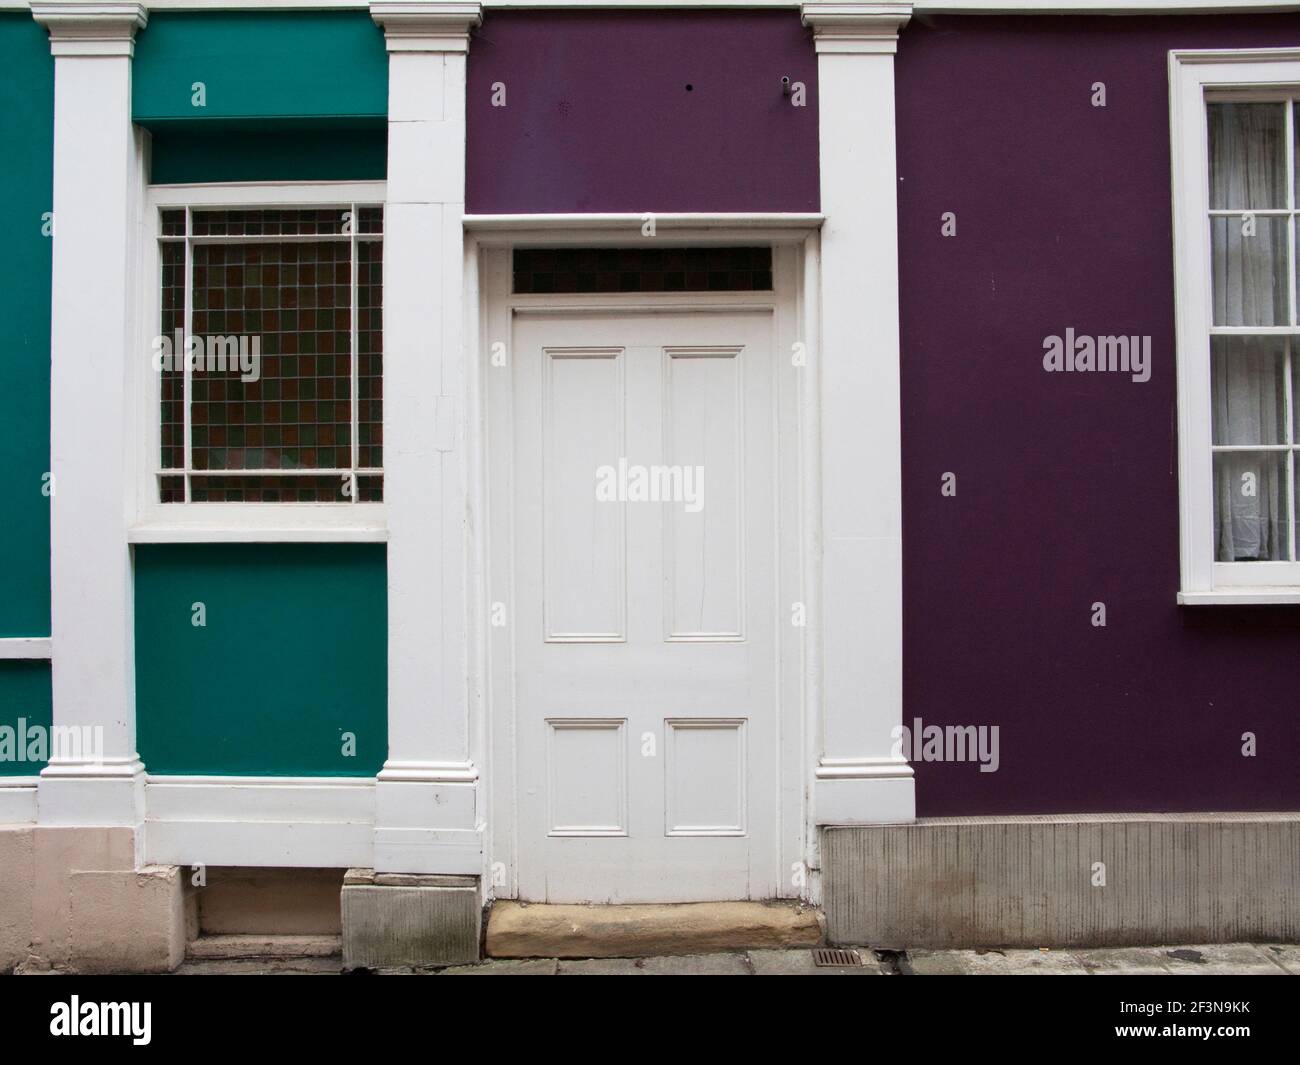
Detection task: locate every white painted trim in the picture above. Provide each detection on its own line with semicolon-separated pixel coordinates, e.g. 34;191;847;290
808;0;913;827
127;523;388;543
919;1;1300;10
1178;587;1300;604
371;1;481;53
816;755;915;778
0;638;52;660
798;228;824;903
0;779;39;825
145;181;388;206
16;1;1300;14
802;2;912;55
377;760;478;783
145;773;373;815
1169;49;1300;604
139;774;484;870
133;180;390;541
371;5;484;874
30;2;146;57
38;5;149;830
145;821;373;867
465;213;825;236
478;227;813;901
143;775;375;867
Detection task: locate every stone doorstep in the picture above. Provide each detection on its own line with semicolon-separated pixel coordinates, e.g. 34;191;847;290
485;900;824;959
186;934;343;961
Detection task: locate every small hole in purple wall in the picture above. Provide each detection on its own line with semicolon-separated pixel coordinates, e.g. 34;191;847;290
685;84;693;92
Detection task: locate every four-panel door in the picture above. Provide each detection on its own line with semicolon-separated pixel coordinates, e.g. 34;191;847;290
511;310;780;903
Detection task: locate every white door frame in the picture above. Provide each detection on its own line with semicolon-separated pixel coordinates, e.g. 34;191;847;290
465;215;823;901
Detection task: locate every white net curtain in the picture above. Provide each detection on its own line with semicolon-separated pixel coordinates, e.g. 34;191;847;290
1209;101;1294;562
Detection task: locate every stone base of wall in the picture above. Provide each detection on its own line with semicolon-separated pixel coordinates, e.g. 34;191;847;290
823;813;1300;948
0;825;188;973
341;869;481;970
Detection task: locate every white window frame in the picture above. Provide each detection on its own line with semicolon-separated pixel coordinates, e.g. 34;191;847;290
131;180;388;543
1171;48;1300;604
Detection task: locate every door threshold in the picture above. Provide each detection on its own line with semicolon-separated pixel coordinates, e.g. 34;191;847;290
485;900;823;959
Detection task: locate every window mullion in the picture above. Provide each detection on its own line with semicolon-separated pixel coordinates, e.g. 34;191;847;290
183;206;194;503
1288;102;1297;560
1288;99;1295;326
1284;338;1294;561
350;203;360;503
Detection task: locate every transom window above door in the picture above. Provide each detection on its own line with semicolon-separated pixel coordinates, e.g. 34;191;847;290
512;246;772;294
150;197;383;505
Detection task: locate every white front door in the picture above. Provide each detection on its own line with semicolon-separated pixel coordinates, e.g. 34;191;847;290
507;309;781;902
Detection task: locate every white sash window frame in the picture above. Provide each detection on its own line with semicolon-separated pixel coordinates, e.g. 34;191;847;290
1172;48;1300;605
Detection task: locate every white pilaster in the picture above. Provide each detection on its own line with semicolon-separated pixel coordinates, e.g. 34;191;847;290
32;2;148;829
803;2;915;824
370;2;483;873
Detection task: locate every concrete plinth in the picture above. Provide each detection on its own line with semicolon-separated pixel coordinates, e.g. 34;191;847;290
341;869;481;970
824;813;1300;948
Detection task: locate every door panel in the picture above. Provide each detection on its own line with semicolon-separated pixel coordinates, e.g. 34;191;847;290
511;310;778;903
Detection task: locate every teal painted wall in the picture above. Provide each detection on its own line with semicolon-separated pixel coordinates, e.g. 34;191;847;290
150;123;386;184
131;13;391;777
133;11;387;124
0;662;52;776
135;544;387;776
0;15;53;639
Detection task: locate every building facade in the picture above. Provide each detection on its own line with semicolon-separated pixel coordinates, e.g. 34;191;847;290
1;0;1298;970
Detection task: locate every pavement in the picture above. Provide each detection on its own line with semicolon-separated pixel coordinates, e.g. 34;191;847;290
169;942;1300;975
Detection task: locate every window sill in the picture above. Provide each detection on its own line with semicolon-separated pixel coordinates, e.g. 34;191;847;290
0;637;52;660
129;524;387;544
1178;588;1300;606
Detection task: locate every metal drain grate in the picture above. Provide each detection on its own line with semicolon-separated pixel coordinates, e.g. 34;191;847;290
812;947;863;967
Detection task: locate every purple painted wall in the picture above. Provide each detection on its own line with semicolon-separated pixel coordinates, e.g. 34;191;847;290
466;11;818;213
898;15;1300;816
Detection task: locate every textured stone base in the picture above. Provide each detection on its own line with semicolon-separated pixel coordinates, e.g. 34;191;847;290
824;813;1300;948
486;900;824;959
186;933;342;960
0;826;35;971
341;869;481;969
0;825;187;973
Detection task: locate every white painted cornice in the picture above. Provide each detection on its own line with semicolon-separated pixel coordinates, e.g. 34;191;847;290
30;1;147;57
12;2;1300;15
801;2;912;55
12;1;1300;15
1171;45;1300;66
369;1;482;52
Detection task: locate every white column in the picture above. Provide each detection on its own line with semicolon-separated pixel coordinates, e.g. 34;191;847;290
370;2;482;873
803;2;915;824
32;2;148;830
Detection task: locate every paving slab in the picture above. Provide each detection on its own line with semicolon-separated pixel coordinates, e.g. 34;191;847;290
1160;944;1287;975
174;956;341;975
1075;947;1172;975
639;953;751;975
1258;944;1300;975
557;953;752;975
557;957;650;975
908;948;1089;976
187;934;341;960
749;948;884;975
440;958;559;975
